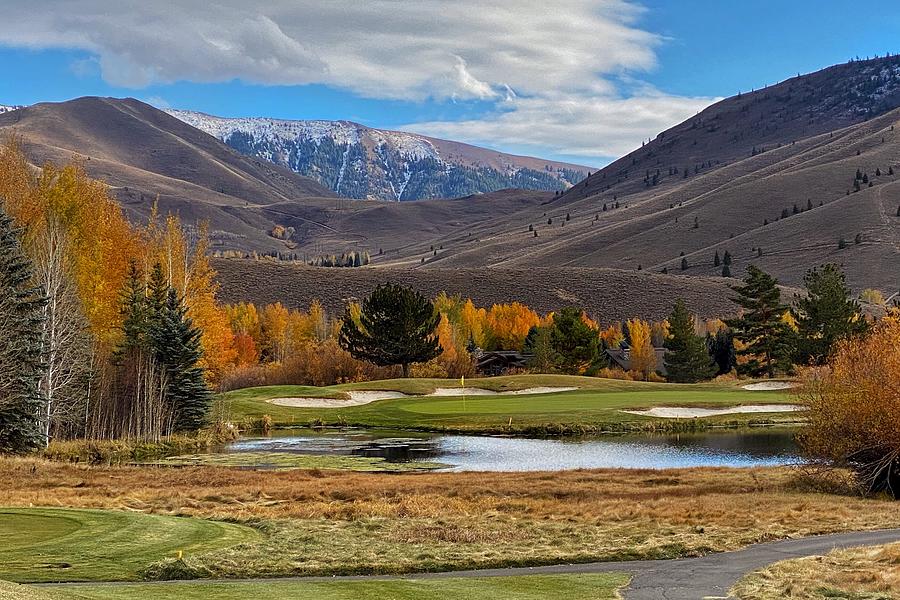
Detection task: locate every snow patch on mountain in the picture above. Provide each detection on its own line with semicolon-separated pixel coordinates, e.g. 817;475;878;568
167;110;440;163
165;109;588;201
0;105;23;115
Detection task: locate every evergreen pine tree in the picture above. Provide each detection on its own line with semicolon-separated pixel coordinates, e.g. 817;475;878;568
149;288;211;431
681;257;689;270
706;328;737;375
792;264;868;365
714;251;721;267
339;283;440;377
664;299;717;383
547;307;601;374
120;260;149;353
723;251;733;266
0;205;46;453
725;266;794;378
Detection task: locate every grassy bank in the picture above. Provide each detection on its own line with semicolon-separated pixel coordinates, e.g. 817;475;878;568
220;375;800;434
733;542;900;599
0;508;257;583
1;459;896;581
43;428;238;465
35;574;629;600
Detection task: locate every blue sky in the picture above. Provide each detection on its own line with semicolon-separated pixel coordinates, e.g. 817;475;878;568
1;1;897;166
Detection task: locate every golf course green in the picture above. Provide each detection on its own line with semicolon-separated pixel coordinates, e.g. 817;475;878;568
220;374;798;433
0;508;258;583
14;574;630;600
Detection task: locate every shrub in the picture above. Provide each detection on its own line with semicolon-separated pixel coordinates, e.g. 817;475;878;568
797;315;900;498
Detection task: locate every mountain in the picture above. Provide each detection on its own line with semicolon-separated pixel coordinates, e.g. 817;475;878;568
0;97;337;250
255;56;900;294
166;109;591;201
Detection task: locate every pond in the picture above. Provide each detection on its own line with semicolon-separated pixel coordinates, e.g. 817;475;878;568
225;428;801;471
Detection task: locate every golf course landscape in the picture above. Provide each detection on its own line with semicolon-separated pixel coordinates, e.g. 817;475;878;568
219;375;801;434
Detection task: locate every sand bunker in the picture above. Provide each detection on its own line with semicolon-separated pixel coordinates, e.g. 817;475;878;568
269;386;579;407
269;390;408;408
742;381;797;391
623;404;805;419
428;386;578;397
501;386;579;395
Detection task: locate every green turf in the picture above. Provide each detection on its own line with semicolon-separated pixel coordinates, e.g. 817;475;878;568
0;508;259;583
149;452;445;471
220;375;798;433
43;573;630;600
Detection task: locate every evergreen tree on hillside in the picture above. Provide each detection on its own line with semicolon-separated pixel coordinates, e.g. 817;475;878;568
725;266;794;378
149;289;211;431
339;283;440;378
0;205;46;453
664;299;717;383
792;264;868;365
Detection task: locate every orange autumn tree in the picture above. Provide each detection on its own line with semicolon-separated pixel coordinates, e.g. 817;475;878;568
459;299;487;348
433;313;476;378
798;311;900;497
484;302;542;350
626;318;656;380
146;211;236;382
0;145;143;346
600;323;625;349
225;302;261;366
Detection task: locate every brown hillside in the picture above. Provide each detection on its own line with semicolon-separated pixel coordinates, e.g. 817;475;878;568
210;58;899;293
0;97;336;250
213;259;756;324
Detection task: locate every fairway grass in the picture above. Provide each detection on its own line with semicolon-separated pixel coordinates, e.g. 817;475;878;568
0;508;258;583
4;461;900;582
220;375;800;433
41;574;629;600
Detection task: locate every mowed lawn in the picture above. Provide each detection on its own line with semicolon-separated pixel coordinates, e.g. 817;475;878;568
39;574;629;600
0;508;258;583
220;374;798;431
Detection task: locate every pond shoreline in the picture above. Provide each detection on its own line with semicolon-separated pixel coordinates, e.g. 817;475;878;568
249;416;807;438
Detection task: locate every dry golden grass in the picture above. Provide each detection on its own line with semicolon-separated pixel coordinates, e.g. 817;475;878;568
733;542;900;599
2;458;898;577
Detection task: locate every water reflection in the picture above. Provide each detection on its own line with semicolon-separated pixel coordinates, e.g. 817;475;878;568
226;429;801;472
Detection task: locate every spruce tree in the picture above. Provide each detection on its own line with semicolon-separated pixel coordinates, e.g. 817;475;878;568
664;299;716;383
547;307;601;374
714;251;721;267
120;260;149;352
706;328;737;375
725;266;794;378
149;288;211;431
0;206;46;453
792;264;868;365
339;283;440;377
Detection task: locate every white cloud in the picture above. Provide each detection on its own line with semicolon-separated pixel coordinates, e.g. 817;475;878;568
0;0;657;99
404;91;719;162
0;0;718;159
